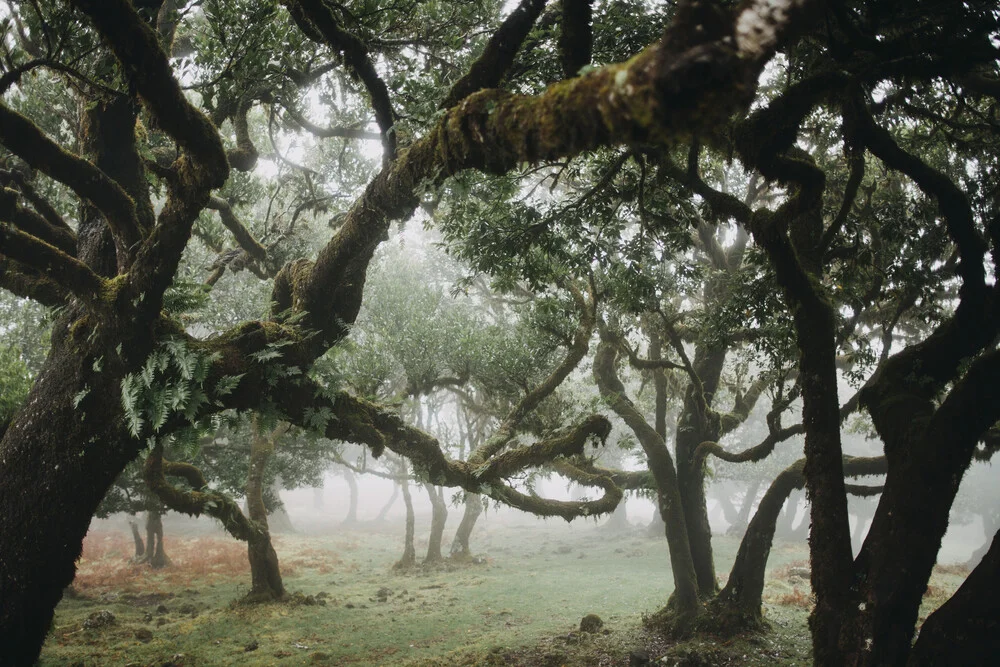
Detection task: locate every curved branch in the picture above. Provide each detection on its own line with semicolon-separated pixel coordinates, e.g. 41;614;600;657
440;0;548;109
281;106;383;141
0;222;103;303
551;458;655;491
0;169;74;246
0;103;141;256
470;284;595;464
72;0;229;186
268;379;621;520
0;187;75;255
0;255;69;306
206;197;268;263
846;88;987;293
559;0;592;78
282;0;396;159
144;443;262;543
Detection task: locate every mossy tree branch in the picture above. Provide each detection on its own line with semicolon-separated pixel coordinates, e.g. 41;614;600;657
440;0;549;109
558;0;592;78
0;103;142;264
206;197;268;264
264;377;622;520
0;222;103;305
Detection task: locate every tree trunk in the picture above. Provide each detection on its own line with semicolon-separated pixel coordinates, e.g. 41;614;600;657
754;207;856;666
244;426;285;601
450;492;483;559
602;496;630;532
647;511;667;538
342;467;359;525
0;338;142;665
0;93;158;664
129;518;145;559
908;528;1000;666
423;483;448;564
145;507;171;569
375;483;399;523
711;460;805;630
266;480;295;534
733;478;762;535
593;337;700;618
674;346;725;599
394;467;416;570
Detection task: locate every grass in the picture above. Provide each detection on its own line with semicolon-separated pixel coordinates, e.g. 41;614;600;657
39;517;965;666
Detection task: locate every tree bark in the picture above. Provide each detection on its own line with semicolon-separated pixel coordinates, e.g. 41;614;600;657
423;484;448;564
592;336;700;617
144;507;171;569
674;344;726;598
394;465;416;570
908;529;1000;666
129;517;145;559
711;460;805;630
0;337;141;665
244;425;285;601
602;496;630;532
375;483;399;523
450;492;484;559
342;467;359;525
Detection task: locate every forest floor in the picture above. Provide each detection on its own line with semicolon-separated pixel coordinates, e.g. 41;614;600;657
40;517;969;666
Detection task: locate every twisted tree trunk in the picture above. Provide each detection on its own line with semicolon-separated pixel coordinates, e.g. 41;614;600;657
244;425;285;601
450;492;484;559
394;465;416;570
144;507;171;569
424;484;448;564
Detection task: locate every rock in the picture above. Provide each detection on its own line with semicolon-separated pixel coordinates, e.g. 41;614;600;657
579;613;603;633
629;648;651;666
142;612;153;623
134;628;153;643
82;610;116;629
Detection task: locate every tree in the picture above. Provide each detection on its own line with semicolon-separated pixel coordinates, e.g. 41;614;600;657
3;2;990;666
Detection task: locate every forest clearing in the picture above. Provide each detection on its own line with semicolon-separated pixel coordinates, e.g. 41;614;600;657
40;513;970;666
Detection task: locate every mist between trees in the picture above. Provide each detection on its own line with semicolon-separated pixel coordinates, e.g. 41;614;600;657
1;0;1000;665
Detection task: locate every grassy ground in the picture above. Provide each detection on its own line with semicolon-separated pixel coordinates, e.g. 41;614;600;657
39;517;965;666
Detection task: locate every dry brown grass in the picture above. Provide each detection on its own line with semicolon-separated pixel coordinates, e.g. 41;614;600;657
773;588;814;608
74;531;249;591
932;562;969;577
770;559;811;582
72;531;349;592
277;542;346;575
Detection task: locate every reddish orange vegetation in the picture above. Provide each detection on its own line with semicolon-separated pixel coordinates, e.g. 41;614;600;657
932;562;969;577
773;588;813;608
72;531;346;592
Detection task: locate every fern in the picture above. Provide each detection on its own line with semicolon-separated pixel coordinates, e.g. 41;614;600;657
119;338;224;440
